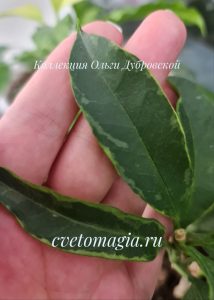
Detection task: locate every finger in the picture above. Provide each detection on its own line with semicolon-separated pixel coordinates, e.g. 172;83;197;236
0;207;48;300
126;205;172;299
125;9;186;105
47;115;118;201
0;21;123;184
102;177;146;215
103;9;186;213
125;10;186;85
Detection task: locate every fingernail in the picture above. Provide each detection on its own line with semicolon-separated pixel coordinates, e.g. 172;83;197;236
107;21;123;33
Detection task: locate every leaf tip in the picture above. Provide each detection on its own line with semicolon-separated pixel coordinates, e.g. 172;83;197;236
75;18;83;33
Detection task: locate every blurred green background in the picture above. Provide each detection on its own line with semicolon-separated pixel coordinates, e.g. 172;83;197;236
0;0;213;115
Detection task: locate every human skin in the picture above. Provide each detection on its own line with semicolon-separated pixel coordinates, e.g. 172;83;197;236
0;10;186;300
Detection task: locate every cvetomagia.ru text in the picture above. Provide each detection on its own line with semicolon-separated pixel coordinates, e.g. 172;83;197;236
52;233;163;251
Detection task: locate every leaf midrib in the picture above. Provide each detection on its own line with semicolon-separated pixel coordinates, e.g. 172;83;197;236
78;33;177;217
0;181;161;238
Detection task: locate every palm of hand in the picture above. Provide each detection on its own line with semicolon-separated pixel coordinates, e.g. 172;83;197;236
0;11;186;300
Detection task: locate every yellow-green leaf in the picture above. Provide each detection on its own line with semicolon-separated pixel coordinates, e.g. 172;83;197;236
0;4;43;23
51;0;83;13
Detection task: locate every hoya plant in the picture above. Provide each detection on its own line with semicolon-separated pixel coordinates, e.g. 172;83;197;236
0;31;213;299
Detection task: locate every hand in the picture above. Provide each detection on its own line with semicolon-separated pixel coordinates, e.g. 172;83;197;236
0;10;186;300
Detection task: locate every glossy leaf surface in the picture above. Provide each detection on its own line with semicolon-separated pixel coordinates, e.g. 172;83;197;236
70;31;192;225
170;77;214;226
0;167;164;261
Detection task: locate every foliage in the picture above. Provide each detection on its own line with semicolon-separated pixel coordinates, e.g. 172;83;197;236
0;1;213;298
170;77;214;226
73;0;206;36
0;31;213;298
70;32;193;226
69;32;214;299
0;167;164;261
0;0;206;96
0;47;11;93
16;15;74;68
183;278;209;300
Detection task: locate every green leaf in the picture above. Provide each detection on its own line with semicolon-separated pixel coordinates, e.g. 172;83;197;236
187;203;214;248
204;247;214;260
73;1;103;25
0;63;10;92
106;1;206;36
51;0;82;13
51;0;63;13
33;15;73;53
185;247;214;300
179;9;206;37
169;77;214;226
70;31;193;225
0;167;164;261
170;64;196;82
16;15;74;68
190;202;214;234
63;0;83;6
51;0;82;14
183;278;209;300
15;51;41;69
187;231;214;249
0;4;43;23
